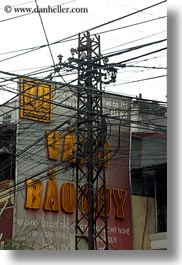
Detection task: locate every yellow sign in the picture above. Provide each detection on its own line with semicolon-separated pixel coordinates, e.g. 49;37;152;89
19;78;52;122
46;130;110;166
24;178;42;209
24;175;127;218
46;130;62;160
46;130;76;163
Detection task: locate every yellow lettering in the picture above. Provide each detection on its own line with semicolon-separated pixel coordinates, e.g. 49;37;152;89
25;178;42;209
24;174;127;220
61;133;76;163
113;189;127;218
46;130;62;160
98;188;112;217
61;183;75;213
43;180;60;211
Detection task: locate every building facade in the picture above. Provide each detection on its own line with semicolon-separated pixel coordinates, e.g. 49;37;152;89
0;82;167;250
0;80;133;250
130;98;167;250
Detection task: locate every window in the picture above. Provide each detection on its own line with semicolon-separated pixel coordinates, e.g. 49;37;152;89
131;163;167;232
0;125;16;182
131;168;155;197
0;125;16;207
3;114;12;123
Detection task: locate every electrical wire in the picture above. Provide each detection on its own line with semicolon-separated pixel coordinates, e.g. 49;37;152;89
34;0;56;67
97;16;166;41
107;74;167;87
0;107;166;169
0;97;166;196
0;38;167;91
0;2;166;64
87;0;167;33
0;2;167;251
0;10;166;194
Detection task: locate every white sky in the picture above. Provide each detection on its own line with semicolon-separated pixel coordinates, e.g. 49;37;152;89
0;0;167;103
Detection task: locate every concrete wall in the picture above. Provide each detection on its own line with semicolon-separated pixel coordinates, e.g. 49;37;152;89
131;195;156;250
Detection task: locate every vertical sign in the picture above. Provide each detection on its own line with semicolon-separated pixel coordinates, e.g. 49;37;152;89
19;78;52;122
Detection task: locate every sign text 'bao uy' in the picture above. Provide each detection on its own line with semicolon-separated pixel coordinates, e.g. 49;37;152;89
25;133;127;219
25;171;127;219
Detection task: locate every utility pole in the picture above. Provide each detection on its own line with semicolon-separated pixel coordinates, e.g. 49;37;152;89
56;31;118;250
75;31;108;250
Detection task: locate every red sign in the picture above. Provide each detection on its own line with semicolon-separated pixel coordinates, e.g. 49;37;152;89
0;207;13;245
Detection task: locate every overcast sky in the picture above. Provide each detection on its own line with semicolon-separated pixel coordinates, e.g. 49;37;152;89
1;0;182;263
0;0;167;103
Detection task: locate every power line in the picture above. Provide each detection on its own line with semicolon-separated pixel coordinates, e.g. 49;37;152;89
0;66;167;107
107;74;166;86
34;0;56;67
2;37;166;77
114;47;167;65
0;3;167;250
126;64;167;70
0;15;166;60
0;3;166;64
102;30;166;53
0;40;165;109
0;82;166;202
87;0;167;33
96;16;166;37
0;28;167;175
102;38;166;59
0;78;166;165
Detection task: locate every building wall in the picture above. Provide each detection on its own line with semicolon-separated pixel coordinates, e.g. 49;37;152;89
130;99;167;250
0;207;14;248
0;122;16;247
1;88;167;250
131;134;167;169
131;100;167;133
131;195;156;250
148;232;167;249
0;100;18;124
13;83;133;250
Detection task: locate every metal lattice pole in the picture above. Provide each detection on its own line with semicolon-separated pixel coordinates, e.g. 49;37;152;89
56;31;119;249
75;31;108;250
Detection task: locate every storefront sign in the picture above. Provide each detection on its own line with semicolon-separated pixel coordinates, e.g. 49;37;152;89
46;130;110;166
24;173;127;218
19;78;52;122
